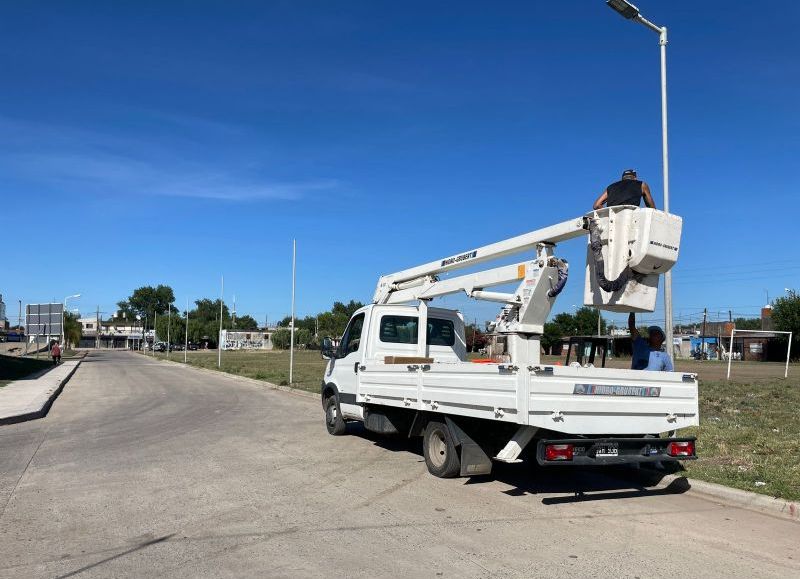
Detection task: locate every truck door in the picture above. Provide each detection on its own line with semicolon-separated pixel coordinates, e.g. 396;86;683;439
331;312;365;419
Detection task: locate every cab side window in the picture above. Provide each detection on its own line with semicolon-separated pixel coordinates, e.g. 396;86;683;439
340;313;365;356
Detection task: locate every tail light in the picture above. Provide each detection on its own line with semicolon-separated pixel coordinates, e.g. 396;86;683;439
667;441;695;457
545;444;574;461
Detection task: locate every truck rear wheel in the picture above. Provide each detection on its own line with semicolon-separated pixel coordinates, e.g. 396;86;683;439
423;420;461;478
324;395;346;436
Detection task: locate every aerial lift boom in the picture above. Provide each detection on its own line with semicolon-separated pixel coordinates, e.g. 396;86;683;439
373;206;682;356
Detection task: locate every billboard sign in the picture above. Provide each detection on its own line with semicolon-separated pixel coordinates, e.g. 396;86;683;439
26;303;64;337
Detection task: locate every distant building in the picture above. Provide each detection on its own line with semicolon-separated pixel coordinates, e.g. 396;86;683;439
0;294;6;326
220;330;273;350
77;316;144;349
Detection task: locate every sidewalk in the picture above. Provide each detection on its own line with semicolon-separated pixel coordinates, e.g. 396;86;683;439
0;360;81;425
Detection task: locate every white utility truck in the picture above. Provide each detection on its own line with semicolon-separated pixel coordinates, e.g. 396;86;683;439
320;206;698;477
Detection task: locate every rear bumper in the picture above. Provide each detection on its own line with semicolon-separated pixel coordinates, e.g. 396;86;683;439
536;436;697;466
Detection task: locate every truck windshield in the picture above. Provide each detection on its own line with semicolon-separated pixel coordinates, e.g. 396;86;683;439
379;315;455;347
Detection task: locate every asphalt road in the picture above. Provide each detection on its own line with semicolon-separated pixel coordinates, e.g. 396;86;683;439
0;350;797;578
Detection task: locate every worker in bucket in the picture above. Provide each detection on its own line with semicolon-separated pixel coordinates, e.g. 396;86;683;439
628;313;673;371
593;169;656;210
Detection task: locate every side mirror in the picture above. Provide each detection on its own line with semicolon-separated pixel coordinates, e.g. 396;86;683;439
321;336;336;360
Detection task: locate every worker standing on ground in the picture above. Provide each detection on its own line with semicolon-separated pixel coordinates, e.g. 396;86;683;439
593;169;656;210
628;312;673;371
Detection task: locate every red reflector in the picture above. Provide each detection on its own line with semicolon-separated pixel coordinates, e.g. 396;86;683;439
667;441;695;457
545;444;574;461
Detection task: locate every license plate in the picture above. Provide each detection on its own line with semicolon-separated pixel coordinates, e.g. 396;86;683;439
596;444;619;457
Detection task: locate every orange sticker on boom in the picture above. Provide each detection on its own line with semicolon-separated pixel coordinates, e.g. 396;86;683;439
517;264;526;279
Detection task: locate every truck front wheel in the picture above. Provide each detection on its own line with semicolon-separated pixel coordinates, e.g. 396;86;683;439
423;420;461;478
324;395;347;436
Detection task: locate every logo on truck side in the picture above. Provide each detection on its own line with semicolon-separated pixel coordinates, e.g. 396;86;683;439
649;240;679;252
573;384;661;397
441;250;477;267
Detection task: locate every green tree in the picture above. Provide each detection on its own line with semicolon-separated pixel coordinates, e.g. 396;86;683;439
772;290;800;357
271;328;291;349
573;306;607;336
118;285;176;325
734;317;761;330
192;298;230;323
278;300;366;339
155;311;187;345
234;314;259;330
294;328;313;348
63;312;82;349
541;322;563;355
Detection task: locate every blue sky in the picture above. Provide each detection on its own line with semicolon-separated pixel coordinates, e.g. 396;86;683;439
2;1;798;330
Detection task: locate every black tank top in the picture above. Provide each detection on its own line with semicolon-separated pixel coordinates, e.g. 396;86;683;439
606;179;643;207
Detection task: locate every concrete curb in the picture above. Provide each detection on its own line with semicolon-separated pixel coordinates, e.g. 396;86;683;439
0;361;81;425
145;354;319;401
644;472;799;524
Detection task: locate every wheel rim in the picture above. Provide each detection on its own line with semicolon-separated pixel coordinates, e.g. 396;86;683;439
428;428;448;468
327;401;338;426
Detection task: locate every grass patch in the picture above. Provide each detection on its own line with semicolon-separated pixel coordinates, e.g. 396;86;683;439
0;354;53;384
149;349;326;393
682;378;800;501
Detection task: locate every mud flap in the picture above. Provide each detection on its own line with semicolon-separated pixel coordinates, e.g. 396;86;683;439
444;416;493;476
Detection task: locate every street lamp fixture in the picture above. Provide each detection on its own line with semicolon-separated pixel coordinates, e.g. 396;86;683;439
607;0;639;20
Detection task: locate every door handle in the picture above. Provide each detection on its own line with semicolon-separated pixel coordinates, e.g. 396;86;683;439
354;362;359;373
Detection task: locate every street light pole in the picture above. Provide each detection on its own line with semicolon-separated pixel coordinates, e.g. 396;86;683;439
606;0;673;348
167;303;171;358
289;239;296;385
218;275;224;368
184;297;189;363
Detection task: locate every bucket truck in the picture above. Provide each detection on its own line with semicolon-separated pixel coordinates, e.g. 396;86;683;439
320;206;698;478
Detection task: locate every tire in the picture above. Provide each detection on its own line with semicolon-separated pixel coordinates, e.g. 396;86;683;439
423;420;461;478
324;395;347;436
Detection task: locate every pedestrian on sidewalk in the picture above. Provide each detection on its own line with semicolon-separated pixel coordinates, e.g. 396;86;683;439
51;341;62;365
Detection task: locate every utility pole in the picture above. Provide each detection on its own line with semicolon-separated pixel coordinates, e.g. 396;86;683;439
289;239;296;385
218;275;224;368
18;300;22;331
232;294;236;330
167;303;171;358
184;297;189;363
96;306;100;349
701;308;708;357
153;311;157;356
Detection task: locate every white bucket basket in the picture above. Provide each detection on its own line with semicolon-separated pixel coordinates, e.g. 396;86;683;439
584;206;682;313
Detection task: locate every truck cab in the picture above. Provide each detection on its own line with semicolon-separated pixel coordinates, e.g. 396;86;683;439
322;304;465;421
